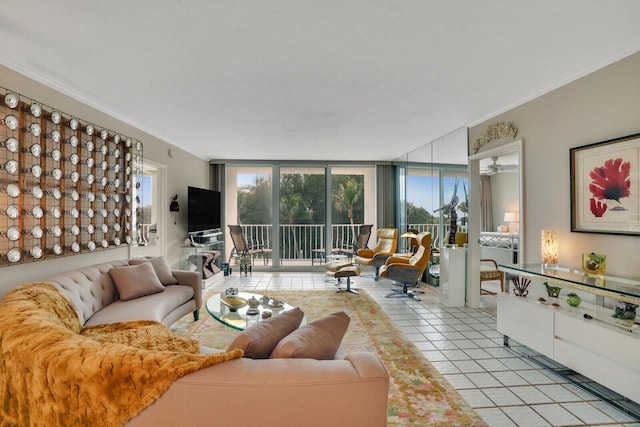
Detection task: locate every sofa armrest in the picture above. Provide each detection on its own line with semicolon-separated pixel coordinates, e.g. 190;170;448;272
126;352;389;427
171;270;202;309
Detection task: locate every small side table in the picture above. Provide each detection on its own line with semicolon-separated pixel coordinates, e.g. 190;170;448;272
239;256;252;276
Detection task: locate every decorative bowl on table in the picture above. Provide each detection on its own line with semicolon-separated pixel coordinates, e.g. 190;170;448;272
221;296;248;312
566;293;582;307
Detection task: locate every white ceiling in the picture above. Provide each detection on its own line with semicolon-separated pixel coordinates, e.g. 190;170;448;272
2;1;640;162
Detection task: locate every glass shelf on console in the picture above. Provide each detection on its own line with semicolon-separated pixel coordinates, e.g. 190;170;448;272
499;263;640;305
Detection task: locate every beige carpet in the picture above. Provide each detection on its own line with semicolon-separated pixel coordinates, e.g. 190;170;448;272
171;289;486;426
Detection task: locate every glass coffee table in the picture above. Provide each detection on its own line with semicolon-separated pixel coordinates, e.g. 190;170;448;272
205;291;296;331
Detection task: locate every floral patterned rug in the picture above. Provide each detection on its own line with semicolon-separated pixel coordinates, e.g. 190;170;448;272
171;289;486;426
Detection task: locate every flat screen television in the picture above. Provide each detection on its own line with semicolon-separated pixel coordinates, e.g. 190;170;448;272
187;186;221;233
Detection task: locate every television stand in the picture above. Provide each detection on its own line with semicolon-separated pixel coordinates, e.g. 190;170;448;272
181;230;225;282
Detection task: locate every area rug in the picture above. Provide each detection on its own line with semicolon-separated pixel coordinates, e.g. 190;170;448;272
171;289;487;426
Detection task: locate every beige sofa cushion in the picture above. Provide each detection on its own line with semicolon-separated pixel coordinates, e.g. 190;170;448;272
226;307;304;359
109;263;165;301
271;311;350;360
129;256;178;285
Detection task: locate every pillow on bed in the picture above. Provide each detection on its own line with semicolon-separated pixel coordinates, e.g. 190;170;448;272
109;262;165;301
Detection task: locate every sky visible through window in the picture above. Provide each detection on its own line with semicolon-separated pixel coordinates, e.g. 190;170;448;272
238;173;268;186
138;175;152;206
406;175;467;215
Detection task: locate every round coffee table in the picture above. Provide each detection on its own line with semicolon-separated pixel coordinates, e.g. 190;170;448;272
205;291;296;331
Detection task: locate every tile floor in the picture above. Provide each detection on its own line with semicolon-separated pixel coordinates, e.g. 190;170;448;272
203;270;640;427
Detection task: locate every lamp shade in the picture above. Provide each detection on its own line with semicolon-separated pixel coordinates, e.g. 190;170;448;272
541;229;559;266
504;212;518;222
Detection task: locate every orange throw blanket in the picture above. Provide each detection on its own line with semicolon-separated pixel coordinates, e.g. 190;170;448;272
0;283;243;427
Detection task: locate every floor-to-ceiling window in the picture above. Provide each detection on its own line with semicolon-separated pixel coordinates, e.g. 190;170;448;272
225;165;274;264
279;167;325;265
225;163;375;269
330;166;376;256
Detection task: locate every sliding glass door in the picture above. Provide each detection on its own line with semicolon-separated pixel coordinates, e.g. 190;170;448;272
225;163;375;269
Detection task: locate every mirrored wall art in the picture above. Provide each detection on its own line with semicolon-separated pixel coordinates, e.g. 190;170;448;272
1;86;143;266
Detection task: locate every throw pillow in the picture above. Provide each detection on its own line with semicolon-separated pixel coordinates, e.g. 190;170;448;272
226;307;304;359
270;311;350;360
109;262;165;301
129;256;178;285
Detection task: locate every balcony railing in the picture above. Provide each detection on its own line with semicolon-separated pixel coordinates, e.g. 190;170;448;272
236;223;465;264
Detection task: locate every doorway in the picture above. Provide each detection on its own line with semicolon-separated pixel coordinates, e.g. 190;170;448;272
130;160;167;258
468;140;524;310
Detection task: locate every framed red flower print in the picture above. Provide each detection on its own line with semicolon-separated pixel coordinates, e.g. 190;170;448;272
571;132;640;235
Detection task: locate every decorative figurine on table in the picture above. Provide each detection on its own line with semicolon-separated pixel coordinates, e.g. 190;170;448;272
225;287;238;297
511;276;530;297
612;301;637;320
544;282;561;298
248;295;260;309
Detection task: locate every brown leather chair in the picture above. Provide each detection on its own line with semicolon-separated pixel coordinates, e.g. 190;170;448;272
353;228;397;280
380;232;431;300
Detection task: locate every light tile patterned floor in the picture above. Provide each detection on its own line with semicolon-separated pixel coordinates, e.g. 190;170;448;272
203;270;640;427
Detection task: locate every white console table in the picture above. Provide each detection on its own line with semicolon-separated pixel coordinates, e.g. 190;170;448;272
498;264;640;417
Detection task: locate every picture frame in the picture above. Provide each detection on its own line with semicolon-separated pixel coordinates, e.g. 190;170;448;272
570;132;640;235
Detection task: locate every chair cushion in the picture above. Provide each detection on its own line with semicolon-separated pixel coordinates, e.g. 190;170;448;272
109;263;165;301
270;311;350;360
480;271;503;280
226;307;304;359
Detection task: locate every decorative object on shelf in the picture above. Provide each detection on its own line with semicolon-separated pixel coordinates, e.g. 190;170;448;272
612;301;637;320
511;276;530;297
472;122;518;154
582;252;606;277
541;229;559;266
566;292;582;307
571;132;639;236
543;282;561;297
0;85;143;267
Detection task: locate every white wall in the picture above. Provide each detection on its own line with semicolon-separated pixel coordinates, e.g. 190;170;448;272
470;52;640;279
0;66;210;296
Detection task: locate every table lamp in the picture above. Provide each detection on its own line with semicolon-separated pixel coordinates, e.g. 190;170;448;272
541;229;559;267
503;211;519;232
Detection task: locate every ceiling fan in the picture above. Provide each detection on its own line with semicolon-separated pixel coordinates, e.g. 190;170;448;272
481;156;519;175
